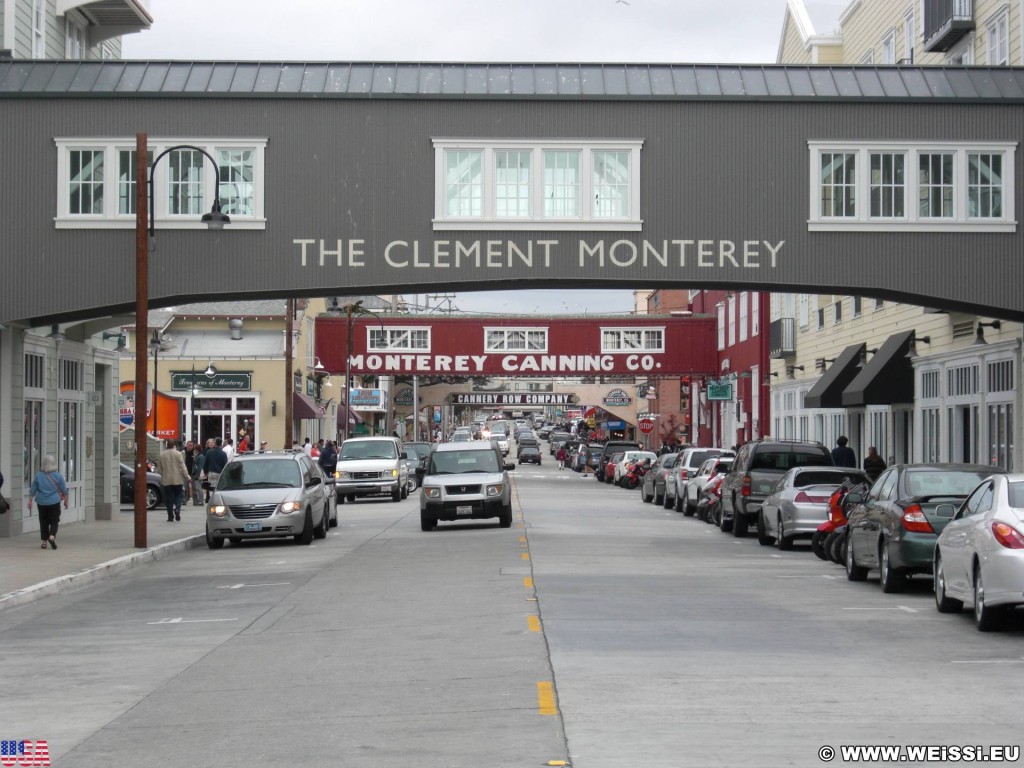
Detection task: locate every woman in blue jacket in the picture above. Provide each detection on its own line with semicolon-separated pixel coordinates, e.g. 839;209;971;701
28;454;69;549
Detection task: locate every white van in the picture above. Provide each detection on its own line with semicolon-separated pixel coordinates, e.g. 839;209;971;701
334;436;408;504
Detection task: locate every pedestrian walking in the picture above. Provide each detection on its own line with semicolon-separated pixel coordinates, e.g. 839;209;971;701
157;440;189;521
27;454;68;549
204;437;229;501
863;446;886;482
556;445;567;470
190;445;206;506
832;436;857;468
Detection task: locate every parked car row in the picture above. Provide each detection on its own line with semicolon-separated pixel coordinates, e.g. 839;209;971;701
632;439;1023;631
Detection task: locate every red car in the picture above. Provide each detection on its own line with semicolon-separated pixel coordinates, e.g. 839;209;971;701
605;452;624;483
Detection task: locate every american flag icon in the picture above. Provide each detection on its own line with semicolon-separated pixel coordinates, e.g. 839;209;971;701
0;740;50;767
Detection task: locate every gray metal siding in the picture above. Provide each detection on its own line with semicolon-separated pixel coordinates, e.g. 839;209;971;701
2;96;1023;324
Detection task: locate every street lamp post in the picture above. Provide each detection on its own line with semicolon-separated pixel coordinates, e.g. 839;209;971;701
133;133;229;548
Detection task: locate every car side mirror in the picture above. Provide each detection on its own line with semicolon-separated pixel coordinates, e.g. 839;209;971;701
845;491;864;505
307;476;322;488
934;503;958;520
504;463;516;471
416;466;426;478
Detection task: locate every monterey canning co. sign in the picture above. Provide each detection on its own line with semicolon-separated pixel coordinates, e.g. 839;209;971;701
315;315;718;378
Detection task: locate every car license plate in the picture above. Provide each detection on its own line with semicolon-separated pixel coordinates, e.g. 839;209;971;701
456;505;473;516
243;522;263;532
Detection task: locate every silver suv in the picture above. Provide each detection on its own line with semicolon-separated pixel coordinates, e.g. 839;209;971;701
419;441;515;531
206;451;336;549
335;436;408;504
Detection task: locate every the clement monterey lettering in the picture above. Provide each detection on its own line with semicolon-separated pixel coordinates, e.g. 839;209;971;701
294;238;784;270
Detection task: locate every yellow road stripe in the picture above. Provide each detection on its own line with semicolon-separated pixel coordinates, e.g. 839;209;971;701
521;552;530;560
523;577;534;589
537;681;558;715
519;536;527;544
528;615;541;632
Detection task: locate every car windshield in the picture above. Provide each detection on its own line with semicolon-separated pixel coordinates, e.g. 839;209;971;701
404;443;431;459
794;470;865;487
338;441;398;460
902;469;994;497
219;459;301;490
430;450;501;475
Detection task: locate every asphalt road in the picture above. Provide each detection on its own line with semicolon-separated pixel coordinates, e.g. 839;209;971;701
2;463;1022;767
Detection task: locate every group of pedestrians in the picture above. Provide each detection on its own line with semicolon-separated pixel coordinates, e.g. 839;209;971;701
158;434;242;523
832;435;887;482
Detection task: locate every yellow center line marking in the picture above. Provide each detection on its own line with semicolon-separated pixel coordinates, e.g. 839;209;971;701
519;536;527;544
521;552;530;561
523;577;534;589
527;614;541;632
537;681;558;715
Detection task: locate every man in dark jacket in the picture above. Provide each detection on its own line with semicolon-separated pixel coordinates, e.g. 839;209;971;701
204;437;229;501
318;440;337;475
832;436;857;468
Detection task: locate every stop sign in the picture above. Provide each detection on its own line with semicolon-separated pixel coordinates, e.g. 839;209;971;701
638;419;655;434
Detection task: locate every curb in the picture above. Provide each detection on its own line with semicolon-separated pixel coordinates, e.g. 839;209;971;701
0;534;205;613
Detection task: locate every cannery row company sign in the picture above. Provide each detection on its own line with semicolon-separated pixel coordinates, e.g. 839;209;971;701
447;393;579;405
316;315;718;378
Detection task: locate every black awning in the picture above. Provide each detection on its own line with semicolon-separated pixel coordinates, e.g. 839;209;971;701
293;392;319;420
841;331;915;407
336;405;363;427
804;343;865;409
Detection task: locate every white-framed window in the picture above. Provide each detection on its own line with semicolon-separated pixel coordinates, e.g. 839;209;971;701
809;141;1016;231
874;297;885;310
904;8;915;64
948;36;975;65
65;17;85;58
486;328;548;352
881;29;897;64
433;139;643;231
601;327;664;353
32;0;45;58
55;137;268;230
368;327;431;351
860;50;874;64
817;307;825;330
739;292;749;342
987;8;1010;65
717;303;725;351
751;292;760;335
798;294;809;328
852;296;862;317
727;294;736;346
832;300;843;325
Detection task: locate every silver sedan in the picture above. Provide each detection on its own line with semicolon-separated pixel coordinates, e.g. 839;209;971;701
758;466;870;551
933;473;1024;631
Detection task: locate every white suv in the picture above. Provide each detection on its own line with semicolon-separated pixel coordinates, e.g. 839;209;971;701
419;441;515;531
334;436;408;504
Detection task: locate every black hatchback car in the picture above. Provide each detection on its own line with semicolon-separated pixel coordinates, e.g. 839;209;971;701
519;446;542;465
119;462;163;510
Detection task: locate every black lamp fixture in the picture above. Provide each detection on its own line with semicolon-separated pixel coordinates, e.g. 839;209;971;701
974;320;1002;346
815;357;835;372
47;324;65;341
906;335;932;359
786;365;804;377
102;330;127;350
857;347;879;367
763;371;779;386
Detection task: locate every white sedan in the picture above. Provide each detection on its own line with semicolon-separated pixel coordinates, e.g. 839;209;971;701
758;466;870;550
613;450;658;486
933;473;1024;631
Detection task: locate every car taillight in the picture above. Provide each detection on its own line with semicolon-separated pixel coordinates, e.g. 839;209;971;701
741;475;751;497
992;521;1024;549
901;504;934;533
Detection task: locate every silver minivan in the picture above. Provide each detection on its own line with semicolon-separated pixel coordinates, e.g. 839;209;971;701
206;451;335;548
419;441;515;531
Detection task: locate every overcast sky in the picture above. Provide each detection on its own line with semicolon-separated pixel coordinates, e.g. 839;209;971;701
124;0;785;314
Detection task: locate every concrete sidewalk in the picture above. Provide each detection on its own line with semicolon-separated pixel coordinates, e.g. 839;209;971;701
0;504;207;612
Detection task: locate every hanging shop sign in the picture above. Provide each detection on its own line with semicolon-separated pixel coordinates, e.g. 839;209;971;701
706;381;734;401
394;388;415;406
602;389;633;407
170;371;252;391
350;388;386;411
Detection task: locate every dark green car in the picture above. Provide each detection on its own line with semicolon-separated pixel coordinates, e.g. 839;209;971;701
844;464;1005;593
